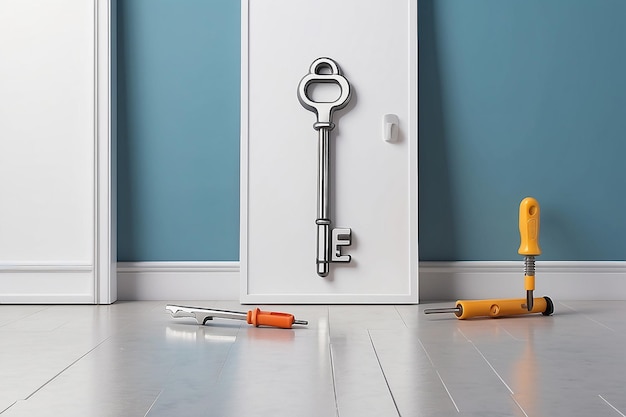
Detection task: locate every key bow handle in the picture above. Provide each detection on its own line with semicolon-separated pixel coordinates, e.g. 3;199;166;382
298;57;352;130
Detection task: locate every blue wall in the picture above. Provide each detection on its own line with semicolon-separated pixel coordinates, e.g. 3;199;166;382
419;0;626;260
118;0;626;262
117;0;240;261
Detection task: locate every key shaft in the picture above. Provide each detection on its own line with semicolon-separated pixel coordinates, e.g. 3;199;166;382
298;57;353;277
316;127;331;276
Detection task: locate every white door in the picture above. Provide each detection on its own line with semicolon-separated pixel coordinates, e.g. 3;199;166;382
0;0;115;304
241;0;418;303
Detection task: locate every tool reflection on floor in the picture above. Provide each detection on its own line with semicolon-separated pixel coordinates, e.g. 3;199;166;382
424;197;554;320
166;305;308;329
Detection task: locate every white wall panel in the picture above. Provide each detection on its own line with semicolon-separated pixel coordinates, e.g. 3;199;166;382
0;0;114;303
0;0;94;263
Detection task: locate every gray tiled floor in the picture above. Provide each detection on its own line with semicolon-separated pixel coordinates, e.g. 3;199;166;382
1;301;625;416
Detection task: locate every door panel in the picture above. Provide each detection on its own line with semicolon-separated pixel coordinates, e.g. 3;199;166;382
241;0;418;303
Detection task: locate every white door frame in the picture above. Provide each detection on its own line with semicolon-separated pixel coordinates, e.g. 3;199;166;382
95;0;116;304
0;0;115;304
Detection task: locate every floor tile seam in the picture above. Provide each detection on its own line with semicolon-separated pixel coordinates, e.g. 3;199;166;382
325;306;340;417
585;316;617;332
416;334;471;411
393;306;409;328
143;389;164;417
470;341;514;394
214;323;244;383
48;320;76;332
0;315;130;413
328;343;341;417
558;301;617;332
416;337;436;368
367;330;402;417
434;370;459;413
21;333;116;402
0;401;17;415
497;325;525;342
424;333;508;415
457;328;516;396
510;394;530;417
598;394;626;417
0;305;52;329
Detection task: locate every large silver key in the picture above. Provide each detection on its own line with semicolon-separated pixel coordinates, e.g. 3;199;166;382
298;57;353;277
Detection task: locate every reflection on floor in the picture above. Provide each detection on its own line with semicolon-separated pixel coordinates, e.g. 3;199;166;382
1;301;625;416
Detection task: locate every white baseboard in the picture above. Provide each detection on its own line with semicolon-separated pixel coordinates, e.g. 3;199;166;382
419;261;626;301
116;261;626;302
117;262;239;301
0;263;95;303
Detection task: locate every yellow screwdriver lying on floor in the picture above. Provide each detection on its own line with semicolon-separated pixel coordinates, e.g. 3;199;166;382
424;296;554;319
424;197;554;319
166;304;308;329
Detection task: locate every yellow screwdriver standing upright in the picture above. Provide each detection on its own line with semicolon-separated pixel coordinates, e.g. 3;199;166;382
519;197;541;311
424;197;553;319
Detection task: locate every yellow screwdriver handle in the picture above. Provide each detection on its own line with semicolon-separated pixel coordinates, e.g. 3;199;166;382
518;197;541;256
518;197;541;305
454;297;553;319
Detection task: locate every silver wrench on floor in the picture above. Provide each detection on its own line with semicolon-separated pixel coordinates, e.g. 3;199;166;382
298;57;353;277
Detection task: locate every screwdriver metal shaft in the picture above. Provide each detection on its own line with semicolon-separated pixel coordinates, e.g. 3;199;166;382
424;307;461;315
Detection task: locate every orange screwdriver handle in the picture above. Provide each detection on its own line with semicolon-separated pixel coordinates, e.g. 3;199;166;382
247;308;296;329
454;296;553;319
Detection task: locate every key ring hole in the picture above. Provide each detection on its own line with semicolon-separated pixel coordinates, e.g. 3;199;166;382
311;58;340;75
315;63;334;75
306;81;342;103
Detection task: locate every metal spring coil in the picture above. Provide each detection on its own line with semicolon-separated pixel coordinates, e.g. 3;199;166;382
524;256;536;276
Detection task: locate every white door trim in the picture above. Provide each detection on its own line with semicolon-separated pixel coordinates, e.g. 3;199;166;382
95;0;116;304
240;0;250;303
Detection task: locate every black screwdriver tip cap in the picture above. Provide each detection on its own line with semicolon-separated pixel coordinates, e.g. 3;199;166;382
542;296;554;316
